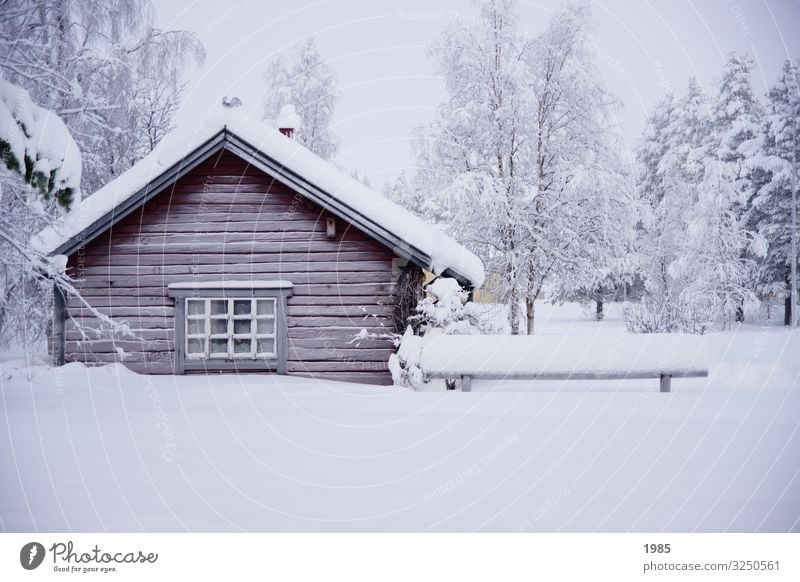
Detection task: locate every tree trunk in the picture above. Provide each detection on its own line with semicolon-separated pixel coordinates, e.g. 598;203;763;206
785;266;793;327
526;298;535;335
595;297;604;321
510;298;520;335
735;303;745;323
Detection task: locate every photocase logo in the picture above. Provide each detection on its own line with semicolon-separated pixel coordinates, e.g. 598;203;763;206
20;542;46;570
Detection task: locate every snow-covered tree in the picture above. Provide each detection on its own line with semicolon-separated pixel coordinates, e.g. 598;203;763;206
0;1;201;349
263;36;339;159
0;78;79;348
0;0;205;193
630;57;767;332
629;80;715;332
752;60;800;325
704;53;764;322
409;0;628;334
412;0;533;334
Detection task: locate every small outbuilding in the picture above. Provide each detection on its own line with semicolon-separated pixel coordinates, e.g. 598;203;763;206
35;108;483;385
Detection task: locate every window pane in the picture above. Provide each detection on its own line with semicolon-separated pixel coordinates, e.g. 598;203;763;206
210;299;228;315
187;319;205;335
234;339;251;354
210;319;228;335
187;300;205;316
257;337;275;355
209;338;228;354
233;299;252;315
256;300;275;315
256;319;275;335
187;338;204;355
234;319;251;334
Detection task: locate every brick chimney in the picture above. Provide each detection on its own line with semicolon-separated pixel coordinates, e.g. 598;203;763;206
276;104;301;139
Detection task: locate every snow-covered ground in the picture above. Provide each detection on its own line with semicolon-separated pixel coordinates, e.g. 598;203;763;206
1;304;798;532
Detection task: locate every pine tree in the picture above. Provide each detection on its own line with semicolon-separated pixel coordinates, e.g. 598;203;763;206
630;79;716;332
752;60;800;325
631;58;766;332
705;53;764;322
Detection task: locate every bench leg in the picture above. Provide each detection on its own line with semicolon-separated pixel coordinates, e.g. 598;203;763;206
660;374;671;393
461;375;472;392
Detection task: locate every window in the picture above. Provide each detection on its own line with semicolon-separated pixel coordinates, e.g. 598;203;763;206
168;281;293;374
185;298;277;360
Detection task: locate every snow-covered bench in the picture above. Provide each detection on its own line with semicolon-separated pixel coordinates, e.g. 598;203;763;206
420;334;709;392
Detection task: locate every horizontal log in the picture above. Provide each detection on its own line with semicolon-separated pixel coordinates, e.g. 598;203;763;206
146;202;298;214
71;251;393;267
75;241;387;256
162;191;316;205
174;165;269;177
287;361;390;373
66;340;174;354
67;316;174;329
74;283;396;298
77;272;395;287
288;326;392;340
288;316;394;328
287;348;394;362
287;337;394;350
67;329;174;342
165;181;292;193
287;296;396;306
121;212;307;225
70;306;174;318
110;220;331;235
286;304;393;317
65;350;174;364
102;231;347;245
66;294;394;309
66;296;168;308
78;261;394;277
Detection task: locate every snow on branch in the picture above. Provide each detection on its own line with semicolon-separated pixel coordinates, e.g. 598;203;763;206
0;76;81;208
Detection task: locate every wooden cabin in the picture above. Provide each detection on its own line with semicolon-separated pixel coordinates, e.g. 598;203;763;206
37;111;483;385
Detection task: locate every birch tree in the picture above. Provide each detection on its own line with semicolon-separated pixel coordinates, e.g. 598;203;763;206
0;0;203;348
263;36;339;160
0;0;205;193
414;0;628;334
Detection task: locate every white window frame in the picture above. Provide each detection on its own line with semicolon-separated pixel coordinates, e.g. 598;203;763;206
185;297;277;360
168;282;293;375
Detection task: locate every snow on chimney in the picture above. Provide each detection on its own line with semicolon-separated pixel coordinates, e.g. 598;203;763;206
276;104;301;138
222;96;242;108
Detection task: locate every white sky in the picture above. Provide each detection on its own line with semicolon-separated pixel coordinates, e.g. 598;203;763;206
154;0;800;190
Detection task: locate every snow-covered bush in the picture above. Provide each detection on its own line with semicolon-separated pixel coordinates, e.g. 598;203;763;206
390;277;478;388
387;326;425;389
623;292;733;335
414;278;477;335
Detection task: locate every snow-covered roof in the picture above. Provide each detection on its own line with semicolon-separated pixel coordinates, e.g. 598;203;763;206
33;107;485;287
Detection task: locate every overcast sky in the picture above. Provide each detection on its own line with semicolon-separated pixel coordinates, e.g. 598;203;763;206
154;0;800;189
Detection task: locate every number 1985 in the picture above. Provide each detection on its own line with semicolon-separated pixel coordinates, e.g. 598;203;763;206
644;543;671;554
